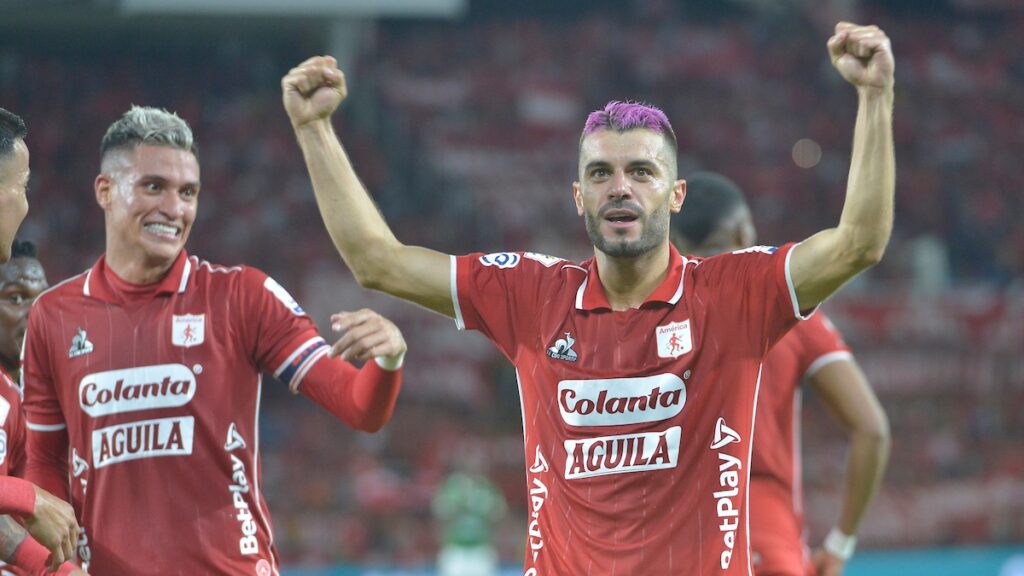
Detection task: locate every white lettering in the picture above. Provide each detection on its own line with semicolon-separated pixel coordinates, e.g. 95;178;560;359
91;417;194;468
563;427;680;480
558;375;686;427
79;365;196;417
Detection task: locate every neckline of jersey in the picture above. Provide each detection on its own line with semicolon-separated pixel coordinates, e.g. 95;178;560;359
578;244;687;311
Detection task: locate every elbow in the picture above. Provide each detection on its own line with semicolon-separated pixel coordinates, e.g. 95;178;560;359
857;411;891;451
354;416;389;434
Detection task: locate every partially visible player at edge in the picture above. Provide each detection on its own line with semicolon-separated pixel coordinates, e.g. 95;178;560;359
284;21;894;575
0;110;85;576
21;106;408;576
673;172;891;576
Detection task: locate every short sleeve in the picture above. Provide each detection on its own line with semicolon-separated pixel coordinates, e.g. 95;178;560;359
691;242;810;356
794;312;853;379
21;304;66;430
239;269;329;392
453;252;550;360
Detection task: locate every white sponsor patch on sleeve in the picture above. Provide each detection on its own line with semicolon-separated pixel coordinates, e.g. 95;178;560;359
523;252;563;267
479;252;521;269
263;277;305;315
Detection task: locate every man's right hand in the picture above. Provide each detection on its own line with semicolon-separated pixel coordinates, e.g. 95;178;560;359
24;485;78;572
282;55;348;129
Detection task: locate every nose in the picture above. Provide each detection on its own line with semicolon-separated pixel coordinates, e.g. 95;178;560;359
608;170;633;200
158;190;188;218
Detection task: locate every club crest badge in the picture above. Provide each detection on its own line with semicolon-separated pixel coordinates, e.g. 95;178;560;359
172;314;205;348
655;320;692;359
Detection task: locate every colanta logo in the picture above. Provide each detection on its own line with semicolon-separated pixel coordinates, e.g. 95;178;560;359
79;364;196;417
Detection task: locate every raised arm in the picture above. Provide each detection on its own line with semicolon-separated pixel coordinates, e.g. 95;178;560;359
808;357;890;575
790;23;895;310
282;56;454;316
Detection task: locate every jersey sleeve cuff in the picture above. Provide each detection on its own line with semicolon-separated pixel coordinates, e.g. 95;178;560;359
374;350;405;372
451;254;466;331
784;242;818;320
804;350;854;379
0;476;37;517
273;336;330;393
25;419;67;432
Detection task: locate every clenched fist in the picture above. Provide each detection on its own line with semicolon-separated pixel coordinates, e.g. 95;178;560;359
282;56;348;129
827;22;894;91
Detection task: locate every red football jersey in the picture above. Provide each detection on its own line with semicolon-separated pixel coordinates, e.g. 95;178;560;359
0;368;24;478
453;244;807;575
0;369;28;576
22;252;334;576
749;313;851;576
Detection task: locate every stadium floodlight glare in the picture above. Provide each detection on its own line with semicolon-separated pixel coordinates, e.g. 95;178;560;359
119;0;465;18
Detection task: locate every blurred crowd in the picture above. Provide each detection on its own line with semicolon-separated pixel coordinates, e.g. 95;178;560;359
1;0;1022;567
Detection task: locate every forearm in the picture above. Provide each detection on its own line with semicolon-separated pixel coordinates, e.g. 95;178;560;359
836;88;895;265
836;426;890;534
25;431;70;501
0;515;27;562
791;89;895;308
294;120;402;287
299;356;403;433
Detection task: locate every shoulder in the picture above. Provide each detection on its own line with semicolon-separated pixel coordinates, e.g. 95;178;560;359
467;251;585;281
34;270;89;306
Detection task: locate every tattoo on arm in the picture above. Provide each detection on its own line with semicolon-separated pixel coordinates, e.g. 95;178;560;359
0;515;28;561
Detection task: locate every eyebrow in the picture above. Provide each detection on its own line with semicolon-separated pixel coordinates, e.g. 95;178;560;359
138;174;201;188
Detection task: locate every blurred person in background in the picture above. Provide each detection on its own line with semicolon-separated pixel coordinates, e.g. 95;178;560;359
284;20;894;574
21;106;408;576
0;110;85;576
431;449;507;576
673;172;890;576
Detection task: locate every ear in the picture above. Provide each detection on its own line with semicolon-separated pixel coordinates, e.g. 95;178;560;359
573;181;584;216
670;179;686;213
95;173;113;210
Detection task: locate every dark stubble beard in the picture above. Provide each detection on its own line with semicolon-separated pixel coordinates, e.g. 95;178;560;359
584;200;670;258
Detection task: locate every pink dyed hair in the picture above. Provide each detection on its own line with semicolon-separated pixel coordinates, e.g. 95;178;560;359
581;100;677;151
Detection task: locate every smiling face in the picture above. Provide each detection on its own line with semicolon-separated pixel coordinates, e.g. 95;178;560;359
0;139;30;263
96;144;200;278
0;256;46;372
574;129;684;259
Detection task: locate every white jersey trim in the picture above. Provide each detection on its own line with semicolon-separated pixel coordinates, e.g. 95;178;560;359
804;350;854;380
177;257;192;293
668;257;689;305
273;337;324;378
26;421;67;432
574;276;588;310
792;389;804;517
290;346;330;393
252;375;280;576
82;268;93;297
745;362;765;576
784;244;816;320
451;255;466;331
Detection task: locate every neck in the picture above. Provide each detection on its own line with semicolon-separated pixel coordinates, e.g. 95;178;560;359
105;248;176;285
594;241;671;311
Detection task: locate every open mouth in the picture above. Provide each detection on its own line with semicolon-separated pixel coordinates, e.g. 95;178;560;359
603;208;640;227
143;222;182;240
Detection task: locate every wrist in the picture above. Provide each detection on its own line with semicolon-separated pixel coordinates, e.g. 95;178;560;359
857;85;895;102
0;477;37;518
293;118;335;139
374;349;406;371
823;526;858;561
10;537;49;572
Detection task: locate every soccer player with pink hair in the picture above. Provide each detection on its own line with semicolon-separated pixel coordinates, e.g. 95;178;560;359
284;21;894;575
